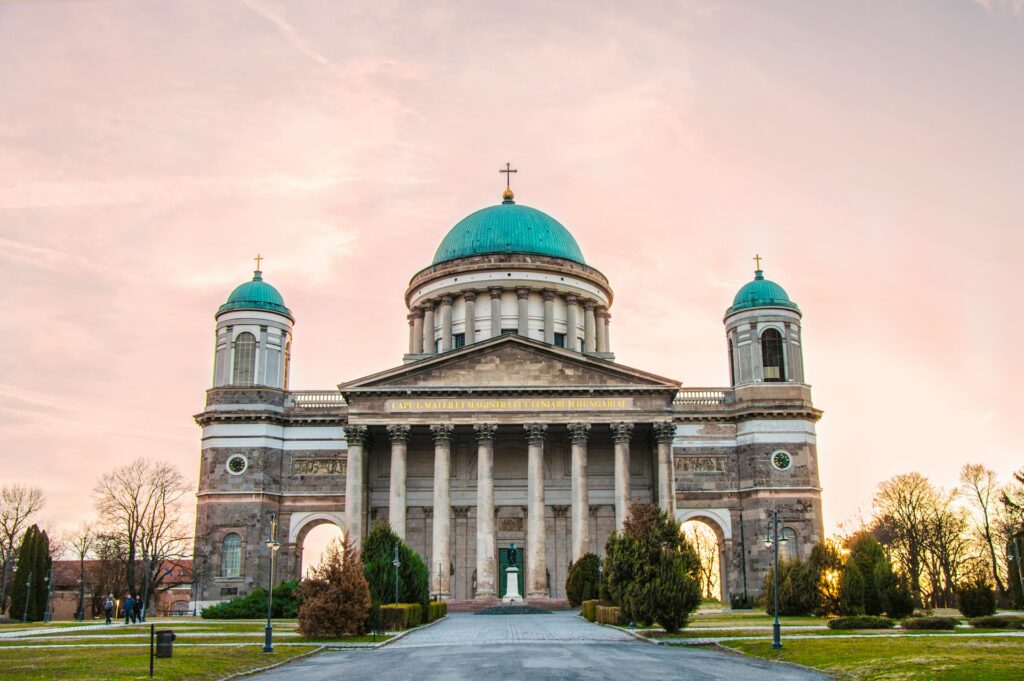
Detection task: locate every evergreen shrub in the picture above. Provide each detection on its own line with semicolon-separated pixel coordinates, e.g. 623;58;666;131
427;601;447;621
565;553;601;607
379;603;422;630
581;599;599;621
827;616;894;630
968;615;1024;629
595;605;625;625
901;616;958;630
956;578;998;618
298;536;371;638
200;581;301;619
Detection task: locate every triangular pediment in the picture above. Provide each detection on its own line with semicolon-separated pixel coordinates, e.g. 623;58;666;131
339;335;679;394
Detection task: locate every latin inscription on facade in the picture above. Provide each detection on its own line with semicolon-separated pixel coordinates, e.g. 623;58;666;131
292;458;346;476
497;517;524;532
675;455;726;473
384;397;635;412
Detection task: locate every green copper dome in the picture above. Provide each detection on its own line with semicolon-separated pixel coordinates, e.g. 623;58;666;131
217;271;293;319
432;197;586;266
726;270;800;316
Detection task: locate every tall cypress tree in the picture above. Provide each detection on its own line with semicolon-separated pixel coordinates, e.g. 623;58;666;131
8;525;37;620
30;530;51;621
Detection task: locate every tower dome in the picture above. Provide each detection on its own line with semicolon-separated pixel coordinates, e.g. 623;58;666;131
218;270;293;320
726;270;800;317
432;199;586;266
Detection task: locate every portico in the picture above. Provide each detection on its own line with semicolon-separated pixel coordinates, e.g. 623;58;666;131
339;334;680;600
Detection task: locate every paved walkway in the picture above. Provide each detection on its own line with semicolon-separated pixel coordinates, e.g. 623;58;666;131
249;612;826;680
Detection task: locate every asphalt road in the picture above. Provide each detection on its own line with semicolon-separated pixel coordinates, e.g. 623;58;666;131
250;612;826;681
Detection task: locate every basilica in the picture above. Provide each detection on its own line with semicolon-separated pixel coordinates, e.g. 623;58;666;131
191;178;824;609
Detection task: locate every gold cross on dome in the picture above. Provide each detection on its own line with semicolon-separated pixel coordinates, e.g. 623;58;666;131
499;162;517;189
753;253;763;271
254;253;264;271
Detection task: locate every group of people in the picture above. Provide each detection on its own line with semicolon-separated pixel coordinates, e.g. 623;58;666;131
101;593;145;625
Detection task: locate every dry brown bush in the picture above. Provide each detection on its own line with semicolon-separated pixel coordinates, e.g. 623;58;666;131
297;535;371;638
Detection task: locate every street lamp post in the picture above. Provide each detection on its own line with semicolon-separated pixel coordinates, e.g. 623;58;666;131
263;514;280;654
392;542;401;605
763;510;788;650
22;570;33;622
43;567;54;622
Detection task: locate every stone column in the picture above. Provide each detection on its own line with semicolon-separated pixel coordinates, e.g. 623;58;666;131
474;423;498;599
430;424;454;599
565;294;579;352
653;422;675;515
464;291;477;345
516;288;530;336
568;422;591;561
542;289;555;344
611;422;633;530
750;322;762;382
411;308;424;354
343;425;368;547
440;295;453;352
605;312;612;351
596;308;609;353
524;423;548;598
583;301;596;353
407;314;415;354
423;304;435;354
387;424;410;540
489;287;503;338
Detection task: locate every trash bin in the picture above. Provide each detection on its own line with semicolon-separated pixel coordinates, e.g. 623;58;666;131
156;630;176;658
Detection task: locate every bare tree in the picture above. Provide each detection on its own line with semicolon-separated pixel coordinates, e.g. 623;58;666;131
93;459;191;612
683;522;720;600
0;485;45;614
960;463;1005;594
873;472;937;605
922;490;973;607
66;523;95;619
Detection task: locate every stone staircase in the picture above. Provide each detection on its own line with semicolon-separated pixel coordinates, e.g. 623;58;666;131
445;597;573;612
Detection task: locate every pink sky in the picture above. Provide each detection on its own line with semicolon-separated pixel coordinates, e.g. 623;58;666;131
1;1;1022;542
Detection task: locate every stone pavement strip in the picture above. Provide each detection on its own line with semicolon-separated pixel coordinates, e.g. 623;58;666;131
247;612;826;681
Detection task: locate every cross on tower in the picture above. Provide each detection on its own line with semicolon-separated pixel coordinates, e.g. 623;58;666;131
254;253;263;271
499;162;517;190
753;253;763;271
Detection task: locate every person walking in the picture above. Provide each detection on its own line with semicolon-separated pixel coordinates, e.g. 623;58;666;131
103;594;114;625
134;595;143;624
124;595;135;624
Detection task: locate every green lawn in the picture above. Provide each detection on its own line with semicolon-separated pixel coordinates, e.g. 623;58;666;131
725;636;1024;680
0;645;321;681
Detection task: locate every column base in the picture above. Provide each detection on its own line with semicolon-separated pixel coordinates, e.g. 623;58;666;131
475;591;497;600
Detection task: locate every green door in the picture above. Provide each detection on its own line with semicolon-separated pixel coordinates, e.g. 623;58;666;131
498;547;525;596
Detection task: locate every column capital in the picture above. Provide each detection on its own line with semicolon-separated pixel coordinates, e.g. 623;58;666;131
541;288;557;302
489;286;504;299
463;290;478;302
387;424;411;444
523;422;547;444
596;306;609;319
611;422;633;444
411;306;425;319
583;299;596;311
567;422;591;444
474;423;498;443
407;314;416;325
430;423;454;444
344;424;368;446
516;287;531;299
441;294;454;306
653;421;675;443
565;293;578;304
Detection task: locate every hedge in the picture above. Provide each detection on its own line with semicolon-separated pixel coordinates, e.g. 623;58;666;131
379;603;423;630
827;615;894;630
968;615;1024;629
201;581;301;619
901;616;959;630
595;605;625;625
427;601;447;622
581;599;600;622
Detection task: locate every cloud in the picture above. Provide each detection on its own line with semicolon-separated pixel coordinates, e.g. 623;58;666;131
972;0;1024;14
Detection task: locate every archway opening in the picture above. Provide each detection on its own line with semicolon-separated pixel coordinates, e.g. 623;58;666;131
300;523;344;577
682;520;722;605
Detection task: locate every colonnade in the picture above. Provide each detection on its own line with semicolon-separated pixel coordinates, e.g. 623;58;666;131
342;421;677;601
407;287;612;355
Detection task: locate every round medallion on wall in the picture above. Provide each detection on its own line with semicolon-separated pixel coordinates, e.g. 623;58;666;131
770;450;793;472
226;454;249;475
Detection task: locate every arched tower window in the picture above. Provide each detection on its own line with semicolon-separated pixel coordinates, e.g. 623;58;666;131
232;332;257;385
221;533;242;577
779;527;798;562
761;328;786;382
